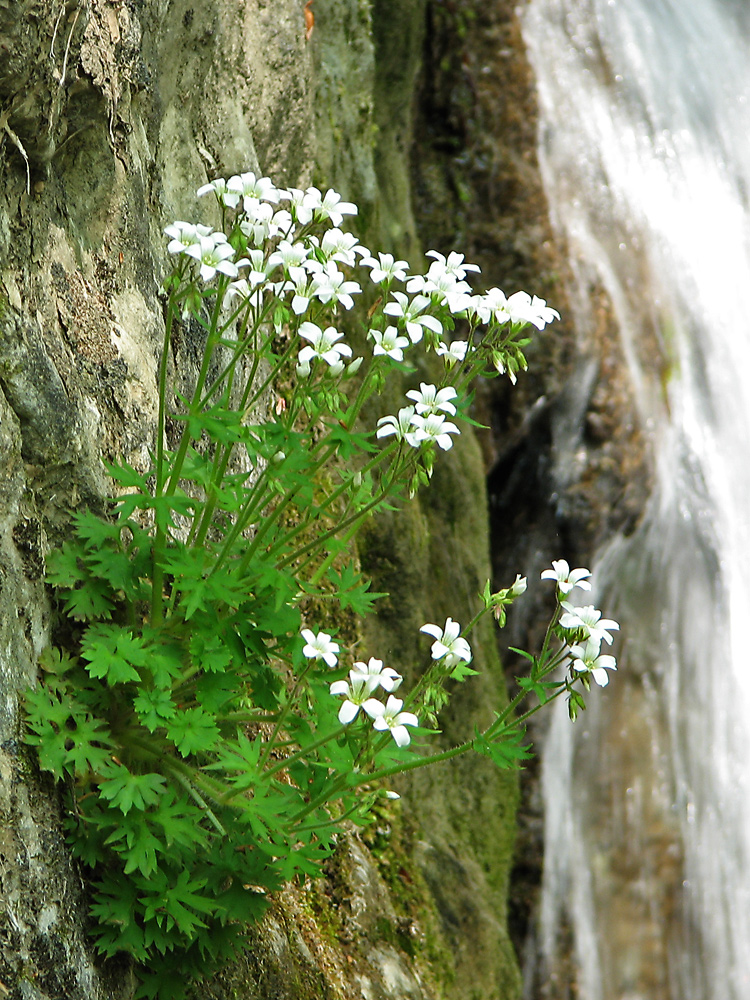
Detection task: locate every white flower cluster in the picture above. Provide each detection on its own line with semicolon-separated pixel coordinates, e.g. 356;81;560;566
301;630;418;747
376;383;461;451
164;172;560;393
541;560;620;686
301;615;474;750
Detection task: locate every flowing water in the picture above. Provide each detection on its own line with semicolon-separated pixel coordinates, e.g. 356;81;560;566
521;1;750;997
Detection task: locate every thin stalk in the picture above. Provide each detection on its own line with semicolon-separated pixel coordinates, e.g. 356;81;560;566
276;446;405;569
263;723;347;780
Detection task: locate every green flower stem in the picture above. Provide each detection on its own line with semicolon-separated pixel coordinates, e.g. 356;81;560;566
242;336;300;416
506;678;573;730
197;304;271;411
151;286;227;625
255;659;315;773
341;356;387;429
219;710;280;725
287;773;351;826
251;439;400;571
151;292;177;624
401;603;494;714
276;445;405;569
209;482;278;579
263;723;347;780
164;284;228;497
533;601;564;680
171;770;227;836
293;796;370;835
123;732;228;805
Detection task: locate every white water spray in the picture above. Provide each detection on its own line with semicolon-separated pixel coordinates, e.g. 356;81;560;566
522;1;750;997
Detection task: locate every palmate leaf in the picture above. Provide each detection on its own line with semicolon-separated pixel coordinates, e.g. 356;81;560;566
150;789;208;852
99;764;167;815
166;707;220;757
25;685;115;778
326;562;387;615
45;541;87;589
80;624;150;685
323;421;377;459
90;876;148;959
473;722;533;770
62;582;116;622
140;869;216;937
63;715;117;775
105;814;164;877
134;687;177;731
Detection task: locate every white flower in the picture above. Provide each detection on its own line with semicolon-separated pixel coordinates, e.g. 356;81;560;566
407;412;460;450
301;628;340;667
505;290;561;330
559;603;620;645
405;383;457;416
227;171;281;207
320;228;367;266
285;187;320;225
370;326;410;362
284;266;315;315
424;249;481;280
183;233;238;281
311;261;361;310
363;695;419;747
376;406;418;444
238;248;277;288
407;266;472;311
569;638;617;687
481;287;511;325
420;618;472;669
383;292;442;343
164;221;213;255
223;278;263;312
351;657;402;692
239;202;277;246
330;670;382;724
196;177;241;209
541;559;592;595
316;188;358;227
361;252;409;284
435;340;469;365
298;322;352;367
267;240;310;272
508;574;528;598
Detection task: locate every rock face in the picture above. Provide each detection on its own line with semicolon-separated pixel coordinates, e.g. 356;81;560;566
0;1;533;998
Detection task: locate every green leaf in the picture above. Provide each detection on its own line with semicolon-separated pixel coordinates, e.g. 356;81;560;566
134;687;177;731
99;765;167;815
326;562;387;615
166;707;220;757
150;789;208;851
81;625;150;685
90;876;148;959
189;632;233;674
64;715;117;775
473;723;533;770
105;815;164;877
104;459;153;491
62;583;115;622
45;541;87;589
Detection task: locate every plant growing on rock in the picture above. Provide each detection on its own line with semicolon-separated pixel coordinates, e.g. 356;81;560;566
24;173;619;999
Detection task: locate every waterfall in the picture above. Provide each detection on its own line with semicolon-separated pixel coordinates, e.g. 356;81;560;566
521;1;750;998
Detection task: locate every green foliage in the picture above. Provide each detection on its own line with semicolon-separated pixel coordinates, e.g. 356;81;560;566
24;176;611;998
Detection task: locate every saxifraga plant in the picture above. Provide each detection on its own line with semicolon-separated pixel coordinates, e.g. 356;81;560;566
24;172;620;999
